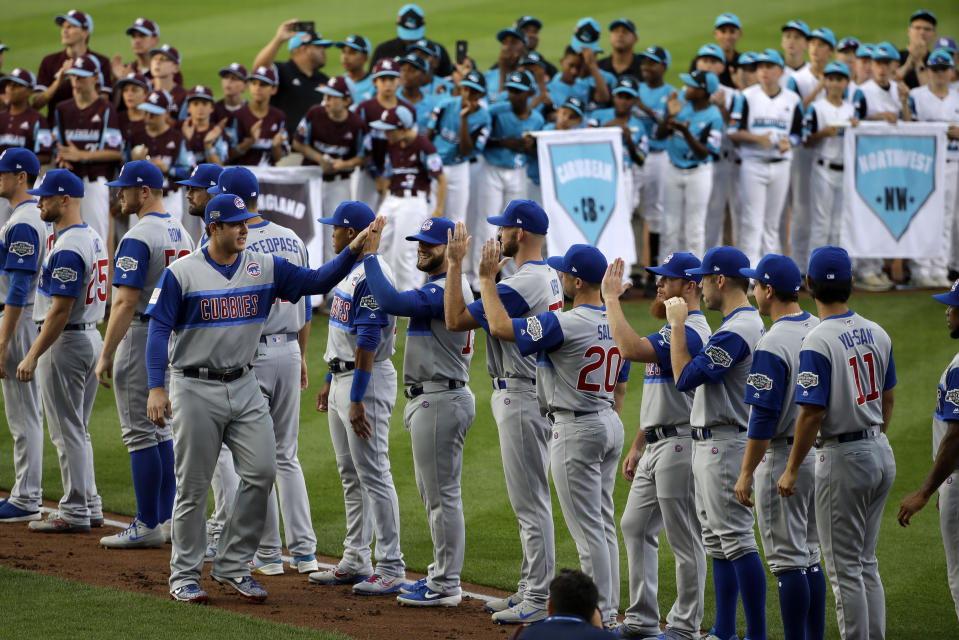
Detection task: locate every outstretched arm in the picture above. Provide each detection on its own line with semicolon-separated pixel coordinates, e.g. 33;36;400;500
444;222;480;331
477;238;511;340
602;258;658;362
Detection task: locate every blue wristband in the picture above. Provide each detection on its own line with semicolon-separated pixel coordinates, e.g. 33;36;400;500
350;368;371;402
325;371;333;384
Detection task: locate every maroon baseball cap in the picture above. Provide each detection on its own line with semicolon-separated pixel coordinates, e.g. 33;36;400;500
186;84;215;102
56;10;94;33
64;54;101;78
137;89;172;115
250;65;278;86
370;105;416;130
149;44;180;65
371;58;401;79
126;17;159;37
114;72;150;91
0;68;37;90
317;75;351;98
218;62;249;82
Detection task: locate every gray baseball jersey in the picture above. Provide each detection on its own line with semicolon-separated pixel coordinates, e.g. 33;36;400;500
0;200;51;302
934;352;959;455
467;260;563;380
403;272;474;384
113;213;193;312
795;311;896;437
33;223;107;324
643;313;712;427
324;256;397;363
934;351;959;619
245;220;309;335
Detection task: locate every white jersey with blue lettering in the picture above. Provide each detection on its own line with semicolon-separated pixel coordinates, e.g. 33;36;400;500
642;313;712;428
324;256;397;363
804;97;856;164
730;85;804;162
795;311;896;439
33;223;107;324
908;86;959;161
245;220;309;335
0;200;51;303
113;213;194;312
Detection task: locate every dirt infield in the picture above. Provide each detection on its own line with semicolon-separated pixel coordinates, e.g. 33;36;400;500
0;499;515;640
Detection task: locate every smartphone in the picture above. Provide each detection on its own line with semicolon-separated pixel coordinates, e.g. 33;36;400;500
456;40;468;64
292;20;315;34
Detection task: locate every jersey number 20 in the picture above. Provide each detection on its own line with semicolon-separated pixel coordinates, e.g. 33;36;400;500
577;346;622;392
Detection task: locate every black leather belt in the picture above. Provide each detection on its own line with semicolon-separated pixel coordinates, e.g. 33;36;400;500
404;379;466;398
328;358;355;373
322;171;354;182
260;332;298;344
37;321;96;331
816;158;843;171
766;158;785;163
132;311;149;323
691;426;747;440
182;364;252;382
547;410;596;424
815;429;871;448
644;426;678;444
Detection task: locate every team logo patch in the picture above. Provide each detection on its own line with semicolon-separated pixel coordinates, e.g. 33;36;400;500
747;373;773;392
948;477;954;485
115;256;138;272
945;389;959;406
819;455;825;462
8;241;34;257
234;196;245;209
705;345;732;368
247;262;261;277
548;141;618;245
504;398;511;405
421;401;429;408
674;444;682;452
658;325;672;345
359;295;379;310
421;218;433;231
711;446;719;454
553;431;559;439
209;210;220;220
797;371;819;389
761;455;767;463
51;267;78;283
525;316;544;341
350;271;363;286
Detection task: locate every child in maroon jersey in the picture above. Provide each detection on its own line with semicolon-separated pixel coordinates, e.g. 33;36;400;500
126;89;191;219
0;69;53;162
114;73;149;141
228;66;287;166
147;45;186;118
180;86;228;166
214;63;248;142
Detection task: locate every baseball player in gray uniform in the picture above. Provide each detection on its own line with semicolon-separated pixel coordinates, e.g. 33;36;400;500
899;279;959;620
94;161;193;549
19;169;107;533
146;193;369;604
778;246;896;640
0;149;50;524
602;251;711;640
444;200;563;624
734;254;825;640
480;241;624;627
664;246;767;640
359;215;475;607
309;202;406;595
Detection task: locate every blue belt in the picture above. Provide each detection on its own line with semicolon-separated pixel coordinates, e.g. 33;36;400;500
691;426;746;440
492;377;535;390
644;426;678;444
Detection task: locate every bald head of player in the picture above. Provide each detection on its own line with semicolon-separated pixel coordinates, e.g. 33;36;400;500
805;246;853;317
109;160;165;217
177;163;223;217
488;199;547;262
741;253;803;321
27;168;84;230
689;246;750;316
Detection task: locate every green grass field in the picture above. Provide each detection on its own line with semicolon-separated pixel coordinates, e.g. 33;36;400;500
2;1;959;638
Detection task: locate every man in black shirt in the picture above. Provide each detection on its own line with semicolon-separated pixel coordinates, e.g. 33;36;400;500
253;20;331;137
897;9;938;89
369;4;453;78
516;15;558;78
598;18;643;82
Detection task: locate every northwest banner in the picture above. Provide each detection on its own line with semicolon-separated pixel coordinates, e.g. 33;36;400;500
536;128;636;266
842;122;948;258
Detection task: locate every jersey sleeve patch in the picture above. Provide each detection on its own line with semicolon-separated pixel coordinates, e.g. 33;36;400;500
52;266;78;283
797;371;819;388
8;241;35;257
359;294;379;310
747;373;774;391
705;344;733;368
525;316;543;341
116;256;138;272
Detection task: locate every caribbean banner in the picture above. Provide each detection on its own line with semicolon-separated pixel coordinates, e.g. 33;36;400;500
842;122;948;258
536;128;635;267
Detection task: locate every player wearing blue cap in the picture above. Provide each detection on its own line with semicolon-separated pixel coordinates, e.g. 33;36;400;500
697;14;743;89
397;53;440;133
780;20;811;88
849;45;875;97
369;5;453;78
357;215;475;607
310;202;406;595
777;246;896;640
659;70;724;261
602;252;711;640
479;240;623;627
0;149;51;524
804;63;858;253
20;169;108;533
176;163;222;243
897;10;938;89
445;204;562;624
485;27;529;103
337;36;374;103
904;49;959;288
664;246;767;640
147;194;370;604
525;97;586;203
729;50;804;268
734;254;825;640
899;279;959;620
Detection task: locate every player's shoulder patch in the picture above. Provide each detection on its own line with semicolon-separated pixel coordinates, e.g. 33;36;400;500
747;373;773;391
246;261;261;277
525;316;543;341
797;371;819;389
705;344;732;368
945;388;959;407
115;256;138;272
658;325;672;345
8;241;35;257
51;266;78;283
359;294;379;310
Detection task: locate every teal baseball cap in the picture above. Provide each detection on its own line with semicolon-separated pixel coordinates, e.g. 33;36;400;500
811;27;837;49
714;13;741;30
697;43;726;64
571;18;604;53
680;70;719;95
824;61;851;78
782;19;810;38
872;42;899;61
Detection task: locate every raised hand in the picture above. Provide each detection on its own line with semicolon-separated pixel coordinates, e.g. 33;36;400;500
446;221;471;265
601;258;632;300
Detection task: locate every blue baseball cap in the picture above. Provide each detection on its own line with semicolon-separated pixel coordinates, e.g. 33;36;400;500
0;148;40;176
519;51;547;69
811;27;837;49
317;200;375;230
640;45;671;68
756;49;785;68
838;37;861;51
517;16;542;30
487;199;549;235
934;36;958;55
738;51;758;66
855;44;876;59
929;49;956;68
547;244;608;284
27;169;84;198
714;13;741;30
697;43;726;64
397;4;426;41
497;27;528;46
872;42;899;61
398;52;429;73
571;18;604;53
933;280;959;306
609;18;637;36
612;75;639;97
679;70;719;95
560;96;585;118
205;193;257;225
406;38;438;58
782;20;810;38
337;35;371;55
910;10;936;26
106;160;164;189
646;251;702;284
370;105;416;130
503;70;534;92
177;163;223;189
207;166;259;199
824;61;851;78
289;32;313;51
406;216;454;244
808;246;852;281
460;69;487;94
740;254;801;293
686;246;749;277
